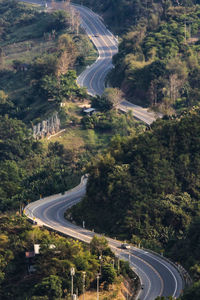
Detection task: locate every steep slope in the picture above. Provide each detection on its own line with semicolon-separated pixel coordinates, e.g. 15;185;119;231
71;109;200;247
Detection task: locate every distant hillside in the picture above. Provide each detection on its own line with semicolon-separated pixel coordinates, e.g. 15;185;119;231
78;0;200;33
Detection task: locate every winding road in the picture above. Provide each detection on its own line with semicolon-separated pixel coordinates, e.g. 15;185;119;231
74;3;160;125
21;0;160;125
21;1;184;299
75;4;118;96
24;178;184;300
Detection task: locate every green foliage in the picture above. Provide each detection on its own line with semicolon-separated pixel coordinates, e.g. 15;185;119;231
38;71;79;104
167;216;200;271
0;1;69;45
0;90;14;115
0;215;122;299
92;95;113;112
102;264;117;285
0;115;32;161
0;115;80;211
72;109;200;246
106;1;200;112
181;281;200;299
31;55;59;79
34;275;62;300
0;215;135;299
81;110;141;138
46;10;70;32
0;1;89;124
91;88;123;111
90;235;109;256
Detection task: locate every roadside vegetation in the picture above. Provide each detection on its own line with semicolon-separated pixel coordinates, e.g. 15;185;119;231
0;0;144;212
2;0;200;299
0;215;138;299
70;107;200;299
110;3;200;115
0;2;142;298
79;0;200;115
0;0;96;123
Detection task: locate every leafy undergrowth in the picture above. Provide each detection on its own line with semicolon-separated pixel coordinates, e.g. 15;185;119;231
0;215;139;299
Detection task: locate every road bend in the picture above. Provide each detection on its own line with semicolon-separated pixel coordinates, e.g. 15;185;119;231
73;3;161;124
19;0;161;125
20;1;182;298
24;178;184;300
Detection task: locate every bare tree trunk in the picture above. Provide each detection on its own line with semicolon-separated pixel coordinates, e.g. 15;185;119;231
169;74;181;103
149;80;158;106
0;48;4;69
75;11;81;34
71;7;75;31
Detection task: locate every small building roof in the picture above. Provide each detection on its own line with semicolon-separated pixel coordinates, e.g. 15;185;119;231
83;108;96;113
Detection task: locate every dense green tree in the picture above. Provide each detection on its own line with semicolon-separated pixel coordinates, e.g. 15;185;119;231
181;281;200;300
92;95;113;111
72;109;200;244
90;236;109;256
102;264;117;285
0;91;13;115
47;10;70;31
33;275;62;300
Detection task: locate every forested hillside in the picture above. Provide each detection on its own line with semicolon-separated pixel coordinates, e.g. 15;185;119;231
79;0;200;114
110;3;200;113
71;108;200;298
0;0;144;213
0;0;90;123
0;115;81;212
0;216;137;299
0;0;83;211
72;109;200;246
0;0;91;211
79;0;200;33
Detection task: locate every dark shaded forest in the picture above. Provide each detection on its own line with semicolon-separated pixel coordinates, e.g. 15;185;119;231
71;108;200;299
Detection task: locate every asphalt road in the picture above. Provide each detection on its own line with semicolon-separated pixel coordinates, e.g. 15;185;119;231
20;0;160;125
73;3;161;125
20;1;183;298
74;4;118;96
24;178;184;300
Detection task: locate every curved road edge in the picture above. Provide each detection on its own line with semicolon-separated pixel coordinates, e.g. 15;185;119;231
24;177;185;300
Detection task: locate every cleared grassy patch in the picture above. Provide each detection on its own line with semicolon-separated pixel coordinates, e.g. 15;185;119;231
78;278;133;300
2;39;56;68
44;126;112;152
